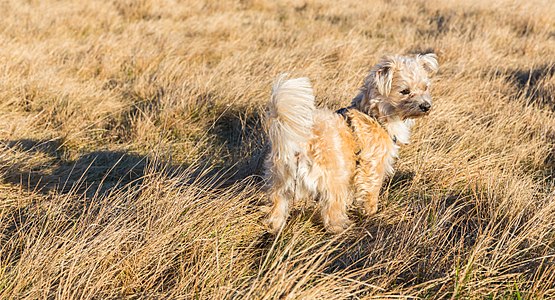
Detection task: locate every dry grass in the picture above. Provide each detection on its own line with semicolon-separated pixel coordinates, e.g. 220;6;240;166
1;0;555;298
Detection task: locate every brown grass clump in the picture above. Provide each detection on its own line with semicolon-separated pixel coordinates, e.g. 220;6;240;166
1;0;555;298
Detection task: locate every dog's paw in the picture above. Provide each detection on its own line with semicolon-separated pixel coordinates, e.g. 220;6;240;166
363;202;378;215
264;215;286;234
324;218;352;234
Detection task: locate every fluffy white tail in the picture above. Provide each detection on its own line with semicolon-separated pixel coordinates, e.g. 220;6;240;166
267;75;315;161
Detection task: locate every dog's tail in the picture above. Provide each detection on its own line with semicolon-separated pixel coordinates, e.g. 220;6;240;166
266;74;315;161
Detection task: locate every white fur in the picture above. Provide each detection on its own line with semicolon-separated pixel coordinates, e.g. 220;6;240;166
268;75;315;162
382;118;414;176
386;118;413;145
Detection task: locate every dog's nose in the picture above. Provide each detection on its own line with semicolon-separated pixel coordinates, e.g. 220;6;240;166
419;102;431;112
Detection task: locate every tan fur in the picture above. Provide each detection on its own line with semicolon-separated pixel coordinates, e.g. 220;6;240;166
264;54;439;233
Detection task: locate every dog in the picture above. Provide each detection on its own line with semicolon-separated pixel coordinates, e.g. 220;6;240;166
263;53;439;233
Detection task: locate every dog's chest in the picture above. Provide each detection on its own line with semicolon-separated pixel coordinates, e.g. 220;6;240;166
385;119;413;145
383;119;413;175
350;115;412;177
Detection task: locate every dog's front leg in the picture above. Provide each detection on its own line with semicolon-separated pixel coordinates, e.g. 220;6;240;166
354;152;386;215
320;178;352;233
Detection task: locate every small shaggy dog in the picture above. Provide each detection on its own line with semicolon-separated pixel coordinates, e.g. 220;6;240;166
263;53;439;233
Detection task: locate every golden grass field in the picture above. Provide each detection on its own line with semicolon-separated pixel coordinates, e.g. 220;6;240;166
1;0;555;298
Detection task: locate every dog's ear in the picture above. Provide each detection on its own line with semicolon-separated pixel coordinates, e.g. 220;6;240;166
373;56;396;96
417;53;439;77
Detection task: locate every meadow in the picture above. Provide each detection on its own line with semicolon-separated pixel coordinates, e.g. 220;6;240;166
1;0;555;298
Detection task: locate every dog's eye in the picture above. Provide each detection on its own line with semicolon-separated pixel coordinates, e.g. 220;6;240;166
400;89;411;95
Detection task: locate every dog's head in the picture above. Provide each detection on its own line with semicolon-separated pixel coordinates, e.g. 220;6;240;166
353;53;439;120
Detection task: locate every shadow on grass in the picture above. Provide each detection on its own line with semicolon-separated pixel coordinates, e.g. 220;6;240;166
210;107;268;184
0;135;269;272
1;133;266;198
1;139;150;197
496;64;555;180
505;63;555;109
0;105;270;248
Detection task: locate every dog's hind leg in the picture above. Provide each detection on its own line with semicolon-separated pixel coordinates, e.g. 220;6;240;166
266;183;290;234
